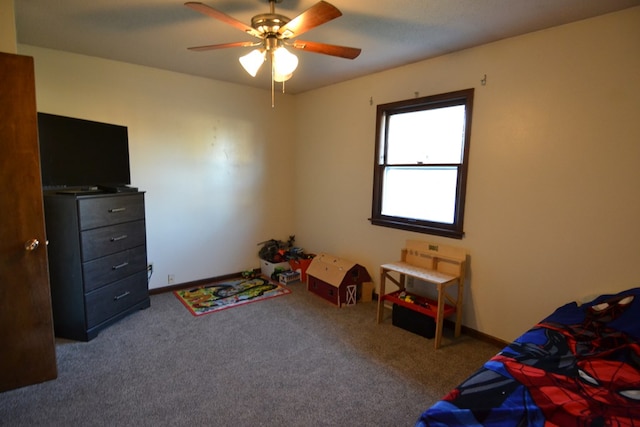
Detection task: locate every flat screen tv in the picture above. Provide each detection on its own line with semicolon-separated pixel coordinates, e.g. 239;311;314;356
37;112;131;190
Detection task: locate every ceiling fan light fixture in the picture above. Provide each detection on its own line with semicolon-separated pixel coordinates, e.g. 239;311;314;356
272;46;298;77
239;49;266;77
273;72;293;83
185;0;361;106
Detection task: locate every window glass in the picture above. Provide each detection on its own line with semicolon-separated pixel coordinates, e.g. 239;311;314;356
370;89;474;239
387;105;466;165
381;167;458;223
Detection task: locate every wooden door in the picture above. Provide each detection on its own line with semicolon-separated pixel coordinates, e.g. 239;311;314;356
0;52;57;392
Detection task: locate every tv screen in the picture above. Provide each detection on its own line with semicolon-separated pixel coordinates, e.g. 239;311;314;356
37;113;131;189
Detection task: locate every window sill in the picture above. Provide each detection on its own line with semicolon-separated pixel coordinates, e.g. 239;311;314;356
369;217;464;240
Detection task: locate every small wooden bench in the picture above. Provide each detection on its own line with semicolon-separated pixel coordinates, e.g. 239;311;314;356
376;240;467;349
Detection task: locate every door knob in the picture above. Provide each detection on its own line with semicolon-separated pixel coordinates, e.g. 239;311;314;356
24;239;40;251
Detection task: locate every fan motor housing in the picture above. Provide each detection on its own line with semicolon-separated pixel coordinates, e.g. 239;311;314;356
252;13;290;35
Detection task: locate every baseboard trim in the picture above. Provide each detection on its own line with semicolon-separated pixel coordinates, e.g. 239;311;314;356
459;324;509;348
152;282;509;348
148;269;260;295
372;292;508;349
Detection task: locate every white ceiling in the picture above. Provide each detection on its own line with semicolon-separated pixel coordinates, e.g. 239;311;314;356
15;0;640;94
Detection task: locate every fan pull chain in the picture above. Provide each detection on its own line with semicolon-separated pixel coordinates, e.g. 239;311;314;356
271;59;275;108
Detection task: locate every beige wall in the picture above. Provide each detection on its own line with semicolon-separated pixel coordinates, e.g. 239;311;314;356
19;45;298;288
294;7;640;341
10;6;640;342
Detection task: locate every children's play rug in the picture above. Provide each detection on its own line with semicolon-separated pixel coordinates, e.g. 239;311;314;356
174;277;291;316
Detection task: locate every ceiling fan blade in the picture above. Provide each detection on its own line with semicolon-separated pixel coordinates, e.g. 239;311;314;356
279;1;342;39
184;2;263;38
187;41;259;52
292;40;361;59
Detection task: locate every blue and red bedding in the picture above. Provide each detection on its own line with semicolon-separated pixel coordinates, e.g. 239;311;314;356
417;287;640;426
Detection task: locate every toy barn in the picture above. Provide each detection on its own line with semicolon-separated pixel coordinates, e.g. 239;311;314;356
306;253;371;307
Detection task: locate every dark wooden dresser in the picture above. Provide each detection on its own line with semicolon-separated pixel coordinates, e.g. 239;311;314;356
43;191;150;341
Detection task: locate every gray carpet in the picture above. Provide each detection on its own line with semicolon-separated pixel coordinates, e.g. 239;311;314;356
0;282;500;426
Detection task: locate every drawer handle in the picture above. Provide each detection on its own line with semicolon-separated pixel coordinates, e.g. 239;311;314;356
110;234;128;242
112;261;129;270
108;207;127;213
114;291;131;301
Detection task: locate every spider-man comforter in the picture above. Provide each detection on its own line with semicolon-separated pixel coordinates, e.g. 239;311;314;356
417;287;640;426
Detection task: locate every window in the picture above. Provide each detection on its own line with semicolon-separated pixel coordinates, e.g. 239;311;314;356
370;89;474;239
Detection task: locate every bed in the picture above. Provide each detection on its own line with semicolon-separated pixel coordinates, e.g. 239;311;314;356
416;287;640;426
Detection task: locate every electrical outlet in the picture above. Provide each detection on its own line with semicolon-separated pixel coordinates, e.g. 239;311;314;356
168;274;175;284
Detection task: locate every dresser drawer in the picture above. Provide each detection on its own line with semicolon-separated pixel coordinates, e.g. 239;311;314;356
81;220;146;261
85;271;148;329
82;246;147;293
78;194;145;230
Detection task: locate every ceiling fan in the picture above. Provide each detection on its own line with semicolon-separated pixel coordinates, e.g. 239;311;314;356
184;0;361;93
